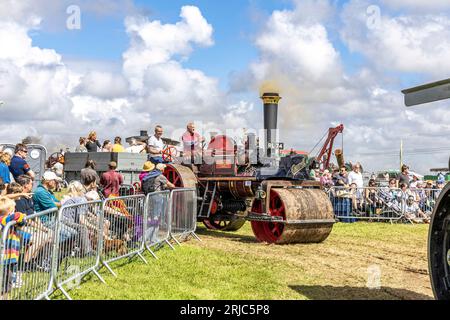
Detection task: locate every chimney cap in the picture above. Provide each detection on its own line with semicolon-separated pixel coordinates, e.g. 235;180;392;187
261;92;281;104
261;92;280;97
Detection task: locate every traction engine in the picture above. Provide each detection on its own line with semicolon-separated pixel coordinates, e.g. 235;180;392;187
164;93;335;244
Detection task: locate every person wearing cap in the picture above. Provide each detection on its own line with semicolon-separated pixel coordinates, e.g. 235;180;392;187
33;171;61;214
410;174;420;189
100;161;124;198
9;143;35;181
404;194;430;223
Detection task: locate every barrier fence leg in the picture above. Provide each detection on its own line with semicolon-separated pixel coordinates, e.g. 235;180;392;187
191;232;202;242
58;285;73;300
102;262;117;278
145;245;159;259
92;269;106;285
165;239;176;250
170;234;182;246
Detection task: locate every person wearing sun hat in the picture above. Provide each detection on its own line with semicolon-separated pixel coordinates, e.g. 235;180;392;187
139;161;156;183
140;162;175;195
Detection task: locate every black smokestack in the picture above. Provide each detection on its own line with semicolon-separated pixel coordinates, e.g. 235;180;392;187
261;92;281;157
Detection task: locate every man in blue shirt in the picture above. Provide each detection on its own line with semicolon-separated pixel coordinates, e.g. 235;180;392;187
33;171;61;214
33;171;78;242
9;144;35;181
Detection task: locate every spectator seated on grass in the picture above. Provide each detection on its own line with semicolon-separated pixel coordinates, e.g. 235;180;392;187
404;195;430;224
34;171;79;244
6;180;53;268
84;191;110;240
60;181;94;256
397;183;413;204
364;179;382;216
349;182;363;213
13;175;34;216
0;197;27;294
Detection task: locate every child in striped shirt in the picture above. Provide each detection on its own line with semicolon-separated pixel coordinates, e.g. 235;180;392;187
0;197;26;295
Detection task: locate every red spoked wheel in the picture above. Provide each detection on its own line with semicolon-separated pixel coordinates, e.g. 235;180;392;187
203;217;247;231
133;182;141;194
163;164;197;188
164;166;183;187
162;146;178;162
250;190;286;243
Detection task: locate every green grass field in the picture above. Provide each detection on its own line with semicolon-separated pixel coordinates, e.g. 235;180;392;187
52;222;433;300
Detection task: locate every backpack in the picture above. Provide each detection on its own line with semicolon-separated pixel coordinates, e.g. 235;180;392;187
142;176;157;195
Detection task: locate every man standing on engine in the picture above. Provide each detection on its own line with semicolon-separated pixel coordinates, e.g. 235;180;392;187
181;122;204;164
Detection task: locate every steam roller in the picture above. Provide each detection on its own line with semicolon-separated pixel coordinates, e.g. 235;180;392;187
164;92;335;244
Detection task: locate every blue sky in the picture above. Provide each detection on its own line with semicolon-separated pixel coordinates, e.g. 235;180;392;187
29;0;427;90
30;0;295;88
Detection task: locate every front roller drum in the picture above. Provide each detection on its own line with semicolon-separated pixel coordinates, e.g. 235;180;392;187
428;183;450;300
250;188;334;244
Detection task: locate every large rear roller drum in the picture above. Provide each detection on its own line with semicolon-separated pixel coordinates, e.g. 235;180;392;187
251;188;334;244
428;183;450;300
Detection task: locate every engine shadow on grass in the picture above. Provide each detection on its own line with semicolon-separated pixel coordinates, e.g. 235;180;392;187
195;226;258;244
289;285;433;300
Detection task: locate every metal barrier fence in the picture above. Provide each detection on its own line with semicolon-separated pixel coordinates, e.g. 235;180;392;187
118;184;135;197
100;195;147;277
53;201;105;300
0;188;199;300
169;188;200;243
0;208;58;300
144;191;172;258
327;186;442;223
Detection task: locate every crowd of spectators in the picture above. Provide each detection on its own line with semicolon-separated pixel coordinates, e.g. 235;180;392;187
0;136;180;294
320;163;447;224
